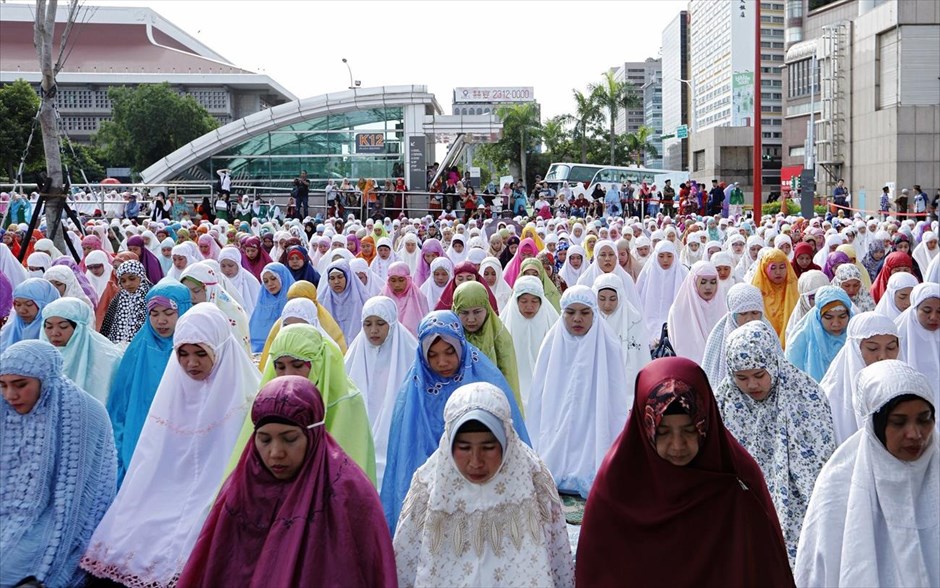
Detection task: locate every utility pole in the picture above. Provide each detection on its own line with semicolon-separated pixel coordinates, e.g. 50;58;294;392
753;0;763;223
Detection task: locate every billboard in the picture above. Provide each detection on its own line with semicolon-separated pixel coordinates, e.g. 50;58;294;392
454;87;534;103
732;71;755;126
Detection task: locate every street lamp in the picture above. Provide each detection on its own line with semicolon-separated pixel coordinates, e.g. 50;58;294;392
676;77;696;179
341;58;361;90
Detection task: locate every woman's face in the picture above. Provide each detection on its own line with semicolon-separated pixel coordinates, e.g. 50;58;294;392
458;306;487;333
262;272;282;296
328;271;347;294
149;306;179;338
894;287;913;311
733;367;773;401
405;241;417;253
43;316;74;347
219;259;239;278
432;268;450;287
177;343;215;381
362;316;390;346
199;243;211;257
895;241;910;253
749;244;762;260
883;398;934;462
657;251;674;270
917;297;940;331
569;254;583;269
244;245;259;260
732;241;745;255
522;267;540;278
872;248;885;261
890;265;912;275
820;304;850;336
129;245;142;258
517;293;542;319
361;241;374;256
695;276;718;301
255;422;308;481
563;302;594;336
426;336;460;378
378;245;391;259
183;278;208;304
508;243;518;255
48;280;66;297
452;430;502;484
273;355;312;378
120;273;142;293
0;374;42;415
796;253;812;268
172;255;188;269
597;247;616;272
734;310;762;326
716;265;732;281
423;251;439;265
655;413;699;467
13;298;39;324
482;267;498;287
388;275;407;295
454;272;475;286
596;288;618;315
778;242;792;257
287;256;305;270
767;262;788;285
859;333;900;365
346;241;357;253
840;279;861;299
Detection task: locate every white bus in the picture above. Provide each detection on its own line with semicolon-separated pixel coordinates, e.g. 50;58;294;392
543;163;688;196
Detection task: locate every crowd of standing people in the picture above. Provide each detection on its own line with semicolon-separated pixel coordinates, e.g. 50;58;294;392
0;174;938;587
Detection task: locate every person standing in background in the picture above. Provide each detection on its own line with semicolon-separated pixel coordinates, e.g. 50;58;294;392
894;187;909;218
293;170;310;219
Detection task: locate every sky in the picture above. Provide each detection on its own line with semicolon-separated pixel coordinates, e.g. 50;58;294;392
86;0;688;120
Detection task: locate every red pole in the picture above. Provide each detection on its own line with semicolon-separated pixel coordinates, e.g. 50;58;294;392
753;0;763;223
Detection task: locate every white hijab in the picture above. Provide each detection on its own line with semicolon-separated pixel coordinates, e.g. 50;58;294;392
343;296;417;489
558;244;587;287
591;272;649;379
499;276;559;409
81;303;259;586
418;256;452;310
795;360;938;588
217;247;260;316
873;271;920;320
576;240;642;312
397;233;422;274
370;236;398;282
667;261;729;364
349;257;384;298
525;286;629;498
785;270;830;345
912;231;938;271
480;256;512;313
82;250;113;299
820;312;902;446
894;282;940;403
635;241;689;340
166;242;200;281
0;243;28;288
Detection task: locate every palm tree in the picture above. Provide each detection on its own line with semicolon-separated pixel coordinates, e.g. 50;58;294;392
496;102;541;187
589;70;642;165
622;125;659;166
541;115;575;162
563;89;602;164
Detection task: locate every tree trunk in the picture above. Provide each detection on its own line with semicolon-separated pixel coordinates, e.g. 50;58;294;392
519;129;527;191
609;118;616;166
580;123;588;164
35;0;72;258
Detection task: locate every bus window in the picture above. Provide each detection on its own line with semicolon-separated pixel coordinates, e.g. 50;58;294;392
545;164;571;182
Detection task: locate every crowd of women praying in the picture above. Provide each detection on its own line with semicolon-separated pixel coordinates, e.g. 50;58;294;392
0;204;938;588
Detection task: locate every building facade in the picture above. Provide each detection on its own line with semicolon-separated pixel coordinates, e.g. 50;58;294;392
613;59;661;136
661;10;691;172
642;67;664;168
0;4;295;142
782;0;940;211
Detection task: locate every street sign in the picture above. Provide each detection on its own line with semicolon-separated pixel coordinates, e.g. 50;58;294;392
676;125;689;139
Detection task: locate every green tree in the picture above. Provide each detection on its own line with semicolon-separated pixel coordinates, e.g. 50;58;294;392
541;115;576;162
95;83;218;172
495;102;541;188
589;70;642;165
0;79;43;182
61;139;108;183
620;125;659;166
563;89;603;164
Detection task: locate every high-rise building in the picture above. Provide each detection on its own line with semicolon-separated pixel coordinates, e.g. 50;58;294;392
642;68;663;168
661;10;690;171
685;0;785;196
781;0;940;211
612;58;661;136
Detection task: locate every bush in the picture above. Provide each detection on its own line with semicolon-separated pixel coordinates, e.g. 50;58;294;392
761;200;801;216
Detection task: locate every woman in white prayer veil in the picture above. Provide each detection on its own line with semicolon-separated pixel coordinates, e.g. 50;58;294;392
635;240;689;343
895;282;940;403
912;231;938;272
499;275;559;409
349;257;384;298
396;232;422;274
558;244;587;288
369;236;398;282
873;271;919;320
784;269;830;344
419;256;453;310
576;240;642;312
795;360;938;588
217;247;260;316
344;296;417;488
480;256;513;313
592;272;649;376
701;283;774;388
526;286;629;498
81;303;260;587
927;252;940;284
820;312;901;445
166;242;200;281
711;251;739;302
734;235;764;281
667;261;729;364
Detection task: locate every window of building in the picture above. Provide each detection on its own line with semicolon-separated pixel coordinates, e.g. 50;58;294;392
876;28;899;109
693;150;705;172
789;145;805;157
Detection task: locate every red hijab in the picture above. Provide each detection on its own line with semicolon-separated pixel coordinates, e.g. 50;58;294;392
870;251;915;303
178;376;396;588
790;241;821;278
240;236;273;281
434;260;499;311
576;358;794;588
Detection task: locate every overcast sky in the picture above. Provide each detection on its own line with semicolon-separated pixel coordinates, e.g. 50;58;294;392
88;0;688;119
